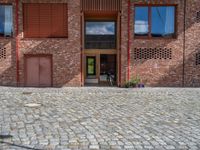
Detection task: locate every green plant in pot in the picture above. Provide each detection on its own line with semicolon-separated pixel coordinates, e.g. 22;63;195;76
124;75;141;88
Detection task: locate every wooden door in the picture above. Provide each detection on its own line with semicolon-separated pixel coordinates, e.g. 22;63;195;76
26;57;40;87
25;55;52;87
39;57;52;87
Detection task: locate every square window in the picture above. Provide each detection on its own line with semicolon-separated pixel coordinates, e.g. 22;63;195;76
0;5;13;37
134;5;176;38
85;21;116;49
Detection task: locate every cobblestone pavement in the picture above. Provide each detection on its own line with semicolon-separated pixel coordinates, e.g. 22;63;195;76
0;87;200;150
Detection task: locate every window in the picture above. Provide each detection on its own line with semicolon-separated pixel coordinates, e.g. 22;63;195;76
0;5;13;37
23;3;68;38
85;21;116;49
134;7;148;36
86;56;96;76
134;5;176;38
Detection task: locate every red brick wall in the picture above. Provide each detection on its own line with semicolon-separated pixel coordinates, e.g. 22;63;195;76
123;0;185;87
0;0;16;86
185;0;200;87
0;0;199;87
17;0;81;87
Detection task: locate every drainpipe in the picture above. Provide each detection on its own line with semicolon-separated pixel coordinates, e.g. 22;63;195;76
127;0;131;81
80;12;83;86
183;0;186;87
15;0;19;86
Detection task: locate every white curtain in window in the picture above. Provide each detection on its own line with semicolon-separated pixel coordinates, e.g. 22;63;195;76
4;6;12;36
164;7;174;35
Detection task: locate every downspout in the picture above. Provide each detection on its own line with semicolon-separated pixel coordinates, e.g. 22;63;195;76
127;0;131;81
15;0;19;86
183;0;186;87
80;13;83;86
119;12;122;86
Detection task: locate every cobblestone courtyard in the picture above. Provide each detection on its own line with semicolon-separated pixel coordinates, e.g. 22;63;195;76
0;87;200;150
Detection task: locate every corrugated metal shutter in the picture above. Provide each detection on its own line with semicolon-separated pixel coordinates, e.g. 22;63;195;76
24;4;40;37
23;3;68;38
39;4;51;37
52;4;68;37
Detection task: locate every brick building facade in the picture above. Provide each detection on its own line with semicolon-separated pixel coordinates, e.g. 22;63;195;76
0;0;199;87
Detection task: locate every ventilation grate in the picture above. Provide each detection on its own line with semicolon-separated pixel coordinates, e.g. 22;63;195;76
0;47;6;60
196;52;200;65
134;48;172;60
197;11;200;22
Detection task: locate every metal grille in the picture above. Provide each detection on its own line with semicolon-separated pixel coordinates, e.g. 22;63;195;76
85;35;116;49
196;52;200;65
81;0;121;11
0;47;6;60
134;48;172;60
197;11;200;22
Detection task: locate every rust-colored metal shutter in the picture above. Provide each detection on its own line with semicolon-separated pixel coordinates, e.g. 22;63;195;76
39;4;51;37
39;57;52;87
52;4;68;37
23;3;68;38
25;57;40;87
24;4;40;38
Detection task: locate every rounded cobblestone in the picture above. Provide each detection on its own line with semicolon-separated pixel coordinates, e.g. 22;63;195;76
0;87;200;149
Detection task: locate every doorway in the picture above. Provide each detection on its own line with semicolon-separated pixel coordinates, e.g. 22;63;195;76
25;55;52;87
84;54;117;85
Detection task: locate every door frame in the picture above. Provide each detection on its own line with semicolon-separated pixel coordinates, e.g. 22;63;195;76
83;50;117;84
24;54;53;87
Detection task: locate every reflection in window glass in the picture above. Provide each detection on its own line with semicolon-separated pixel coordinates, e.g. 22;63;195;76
134;7;148;36
86;22;115;35
151;6;175;37
0;5;13;37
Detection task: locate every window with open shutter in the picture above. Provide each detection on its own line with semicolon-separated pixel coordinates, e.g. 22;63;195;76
23;3;68;38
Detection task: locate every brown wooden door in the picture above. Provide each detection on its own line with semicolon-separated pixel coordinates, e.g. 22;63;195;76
25;55;52;87
26;57;40;87
39;57;52;87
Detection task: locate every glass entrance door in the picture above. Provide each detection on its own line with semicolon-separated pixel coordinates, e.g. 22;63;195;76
100;54;116;83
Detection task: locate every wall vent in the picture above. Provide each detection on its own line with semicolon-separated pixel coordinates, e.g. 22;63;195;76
196;52;200;65
0;47;6;60
197;11;200;22
134;48;172;60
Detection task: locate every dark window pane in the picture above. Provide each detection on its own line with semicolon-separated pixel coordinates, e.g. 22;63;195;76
134;7;149;36
151;6;175;37
0;5;13;37
0;6;5;36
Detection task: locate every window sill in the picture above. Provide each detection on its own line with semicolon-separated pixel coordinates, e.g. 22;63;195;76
0;37;13;39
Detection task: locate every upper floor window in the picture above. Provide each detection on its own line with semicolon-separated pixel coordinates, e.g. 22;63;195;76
134;5;176;38
23;3;68;38
0;5;13;37
85;21;116;49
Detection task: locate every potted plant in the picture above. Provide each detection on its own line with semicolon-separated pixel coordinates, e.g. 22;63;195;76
124;75;141;88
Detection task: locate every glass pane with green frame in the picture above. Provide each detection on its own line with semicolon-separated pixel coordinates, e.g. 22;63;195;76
87;57;96;76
